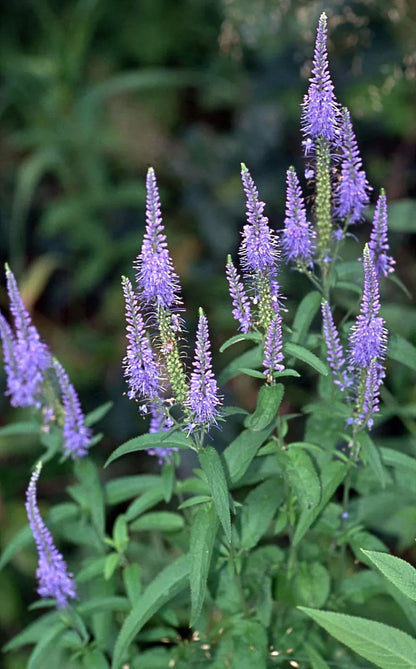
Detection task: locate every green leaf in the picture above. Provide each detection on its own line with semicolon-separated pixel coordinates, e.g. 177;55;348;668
294;562;330;608
218;345;263;385
74;459;105;538
223;426;274;486
198;447;231;543
104;553;120;580
111;554;190;669
362;549;416;603
82;649;110;669
178;495;212;510
123;563;141;604
240;477;283;550
161;462;175;503
244;383;284;431
0;421;40;436
237;367;267;379
3;611;59;652
219;332;261;352
388;334;416;371
303;643;331;669
359;432;389;488
113;515;128;550
27;622;66;669
125;486;166;523
291;291;321;345
105;431;190;467
77;596;130;616
388;199;416;232
77;557;107;583
293;461;346;545
300;607;416;669
130;512;184;533
190;503;219;626
381;447;416;474
284;342;328;375
283;448;321;512
84;401;114;427
105;475;161;505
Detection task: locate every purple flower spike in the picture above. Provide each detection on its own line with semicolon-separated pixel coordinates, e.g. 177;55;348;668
263;312;284;377
26;463;76;609
349;246;387;369
282;167;315;264
0;312;21;405
186;310;222;432
225;256;252;333
321;300;349;391
334;108;371;224
369;190;395;277
147;402;176;464
301;12;339;147
359;358;383;429
122;276;161;402
239;164;279;275
4;266;51;407
134;167;182;309
54;360;91;459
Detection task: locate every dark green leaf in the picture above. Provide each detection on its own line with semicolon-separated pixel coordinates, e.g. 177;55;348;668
294;562;330;608
388;334;416;371
125;486;166;523
219;332;261;352
223;426;274;486
218;345;263;385
381;447;416;474
105;431;190;468
74;459;105;538
0;421;39;436
244;383;284;431
283;448;321;512
77;596;130;616
240;477;283;550
161;462;175;503
237;367;267;379
27;623;66;669
284;342;328;376
82;649;110;669
359;432;389;488
190;503;219;626
178;495;212;510
199;447;231;543
105;475;161;505
388;199;416;232
123;563;141;604
291;291;321;345
130;512;184;533
300;607;416;669
85;401;114;427
111;554;190;669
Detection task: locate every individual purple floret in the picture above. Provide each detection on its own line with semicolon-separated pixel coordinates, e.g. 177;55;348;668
122;276;161;403
54;360;91;459
25;462;76;609
225;256;252;333
334;108;371;224
147;402;176;464
369;190;395;277
281;167;315;264
134;167;182;310
3;266;51;407
301;12;339;148
349;246;387;369
263;312;284;377
186;310;222;432
321;300;350;391
239;164;279;275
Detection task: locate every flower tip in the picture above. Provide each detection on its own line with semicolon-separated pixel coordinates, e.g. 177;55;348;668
226;254;233;265
240;162;248;173
198;307;205;318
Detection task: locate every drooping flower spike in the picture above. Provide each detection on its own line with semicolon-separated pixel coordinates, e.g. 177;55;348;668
281;167;315;265
186;309;222;432
334;108;371;224
134;167;182;310
25;462;76;609
369;190;395;277
321;300;349;391
3;265;51;407
225;256;252;333
301;12;339;149
122;275;161;403
54;360;91;459
239;163;279;275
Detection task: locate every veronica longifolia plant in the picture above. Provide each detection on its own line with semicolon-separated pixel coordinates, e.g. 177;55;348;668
2;13;414;669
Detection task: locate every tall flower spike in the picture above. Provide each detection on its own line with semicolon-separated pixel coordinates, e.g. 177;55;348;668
4;265;51;407
301;12;339;148
358;358;383;429
334;108;371;224
239;163;279;275
25;462;76;609
122;276;161;402
0;312;21;406
369;190;395;277
349;246;387;369
321;300;349;391
282;167;315;265
134;167;182;309
186;309;222;432
54;360;91;459
225;256;252;333
263;311;284;378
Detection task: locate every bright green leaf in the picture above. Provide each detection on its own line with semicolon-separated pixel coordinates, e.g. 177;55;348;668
130;512;184;533
244;384;284;431
284;342;328;376
105;431;190;468
125;486;166;523
291;291;321;345
362;549;416;603
219;332;261;352
199;447;231;543
190;503;219;626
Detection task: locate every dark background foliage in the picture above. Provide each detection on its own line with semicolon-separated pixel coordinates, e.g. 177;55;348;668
0;1;415;665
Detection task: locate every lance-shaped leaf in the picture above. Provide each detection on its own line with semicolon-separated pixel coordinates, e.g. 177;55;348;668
190;502;219;626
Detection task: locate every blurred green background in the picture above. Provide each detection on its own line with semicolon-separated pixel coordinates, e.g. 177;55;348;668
0;0;415;665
